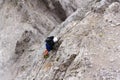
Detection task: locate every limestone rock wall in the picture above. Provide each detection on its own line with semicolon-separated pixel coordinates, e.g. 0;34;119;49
0;0;120;80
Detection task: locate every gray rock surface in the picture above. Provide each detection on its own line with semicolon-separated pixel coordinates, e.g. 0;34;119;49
0;0;120;80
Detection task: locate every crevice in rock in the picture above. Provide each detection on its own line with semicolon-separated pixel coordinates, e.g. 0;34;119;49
14;30;33;60
42;0;67;21
59;54;77;72
32;24;44;35
53;54;77;80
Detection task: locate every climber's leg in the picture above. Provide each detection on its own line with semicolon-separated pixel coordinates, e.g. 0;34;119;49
44;49;48;55
46;43;52;52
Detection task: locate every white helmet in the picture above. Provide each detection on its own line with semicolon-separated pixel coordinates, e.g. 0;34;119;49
53;37;58;42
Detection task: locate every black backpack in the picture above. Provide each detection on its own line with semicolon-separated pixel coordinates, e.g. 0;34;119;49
45;36;54;46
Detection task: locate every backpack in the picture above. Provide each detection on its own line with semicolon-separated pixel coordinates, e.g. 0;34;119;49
45;36;54;43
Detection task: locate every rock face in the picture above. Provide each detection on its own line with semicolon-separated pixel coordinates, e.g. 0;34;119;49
0;0;120;80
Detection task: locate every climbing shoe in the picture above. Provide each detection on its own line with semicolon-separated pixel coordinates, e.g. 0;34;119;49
44;54;49;59
43;49;49;58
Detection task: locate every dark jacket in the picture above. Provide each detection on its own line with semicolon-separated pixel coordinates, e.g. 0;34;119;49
45;36;55;51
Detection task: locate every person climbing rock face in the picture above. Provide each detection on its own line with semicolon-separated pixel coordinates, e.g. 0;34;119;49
44;36;58;58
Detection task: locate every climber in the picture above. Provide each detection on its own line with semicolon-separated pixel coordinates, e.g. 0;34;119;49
44;36;58;58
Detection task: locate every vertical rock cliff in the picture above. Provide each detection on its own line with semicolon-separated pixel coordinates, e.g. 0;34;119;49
0;0;120;80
